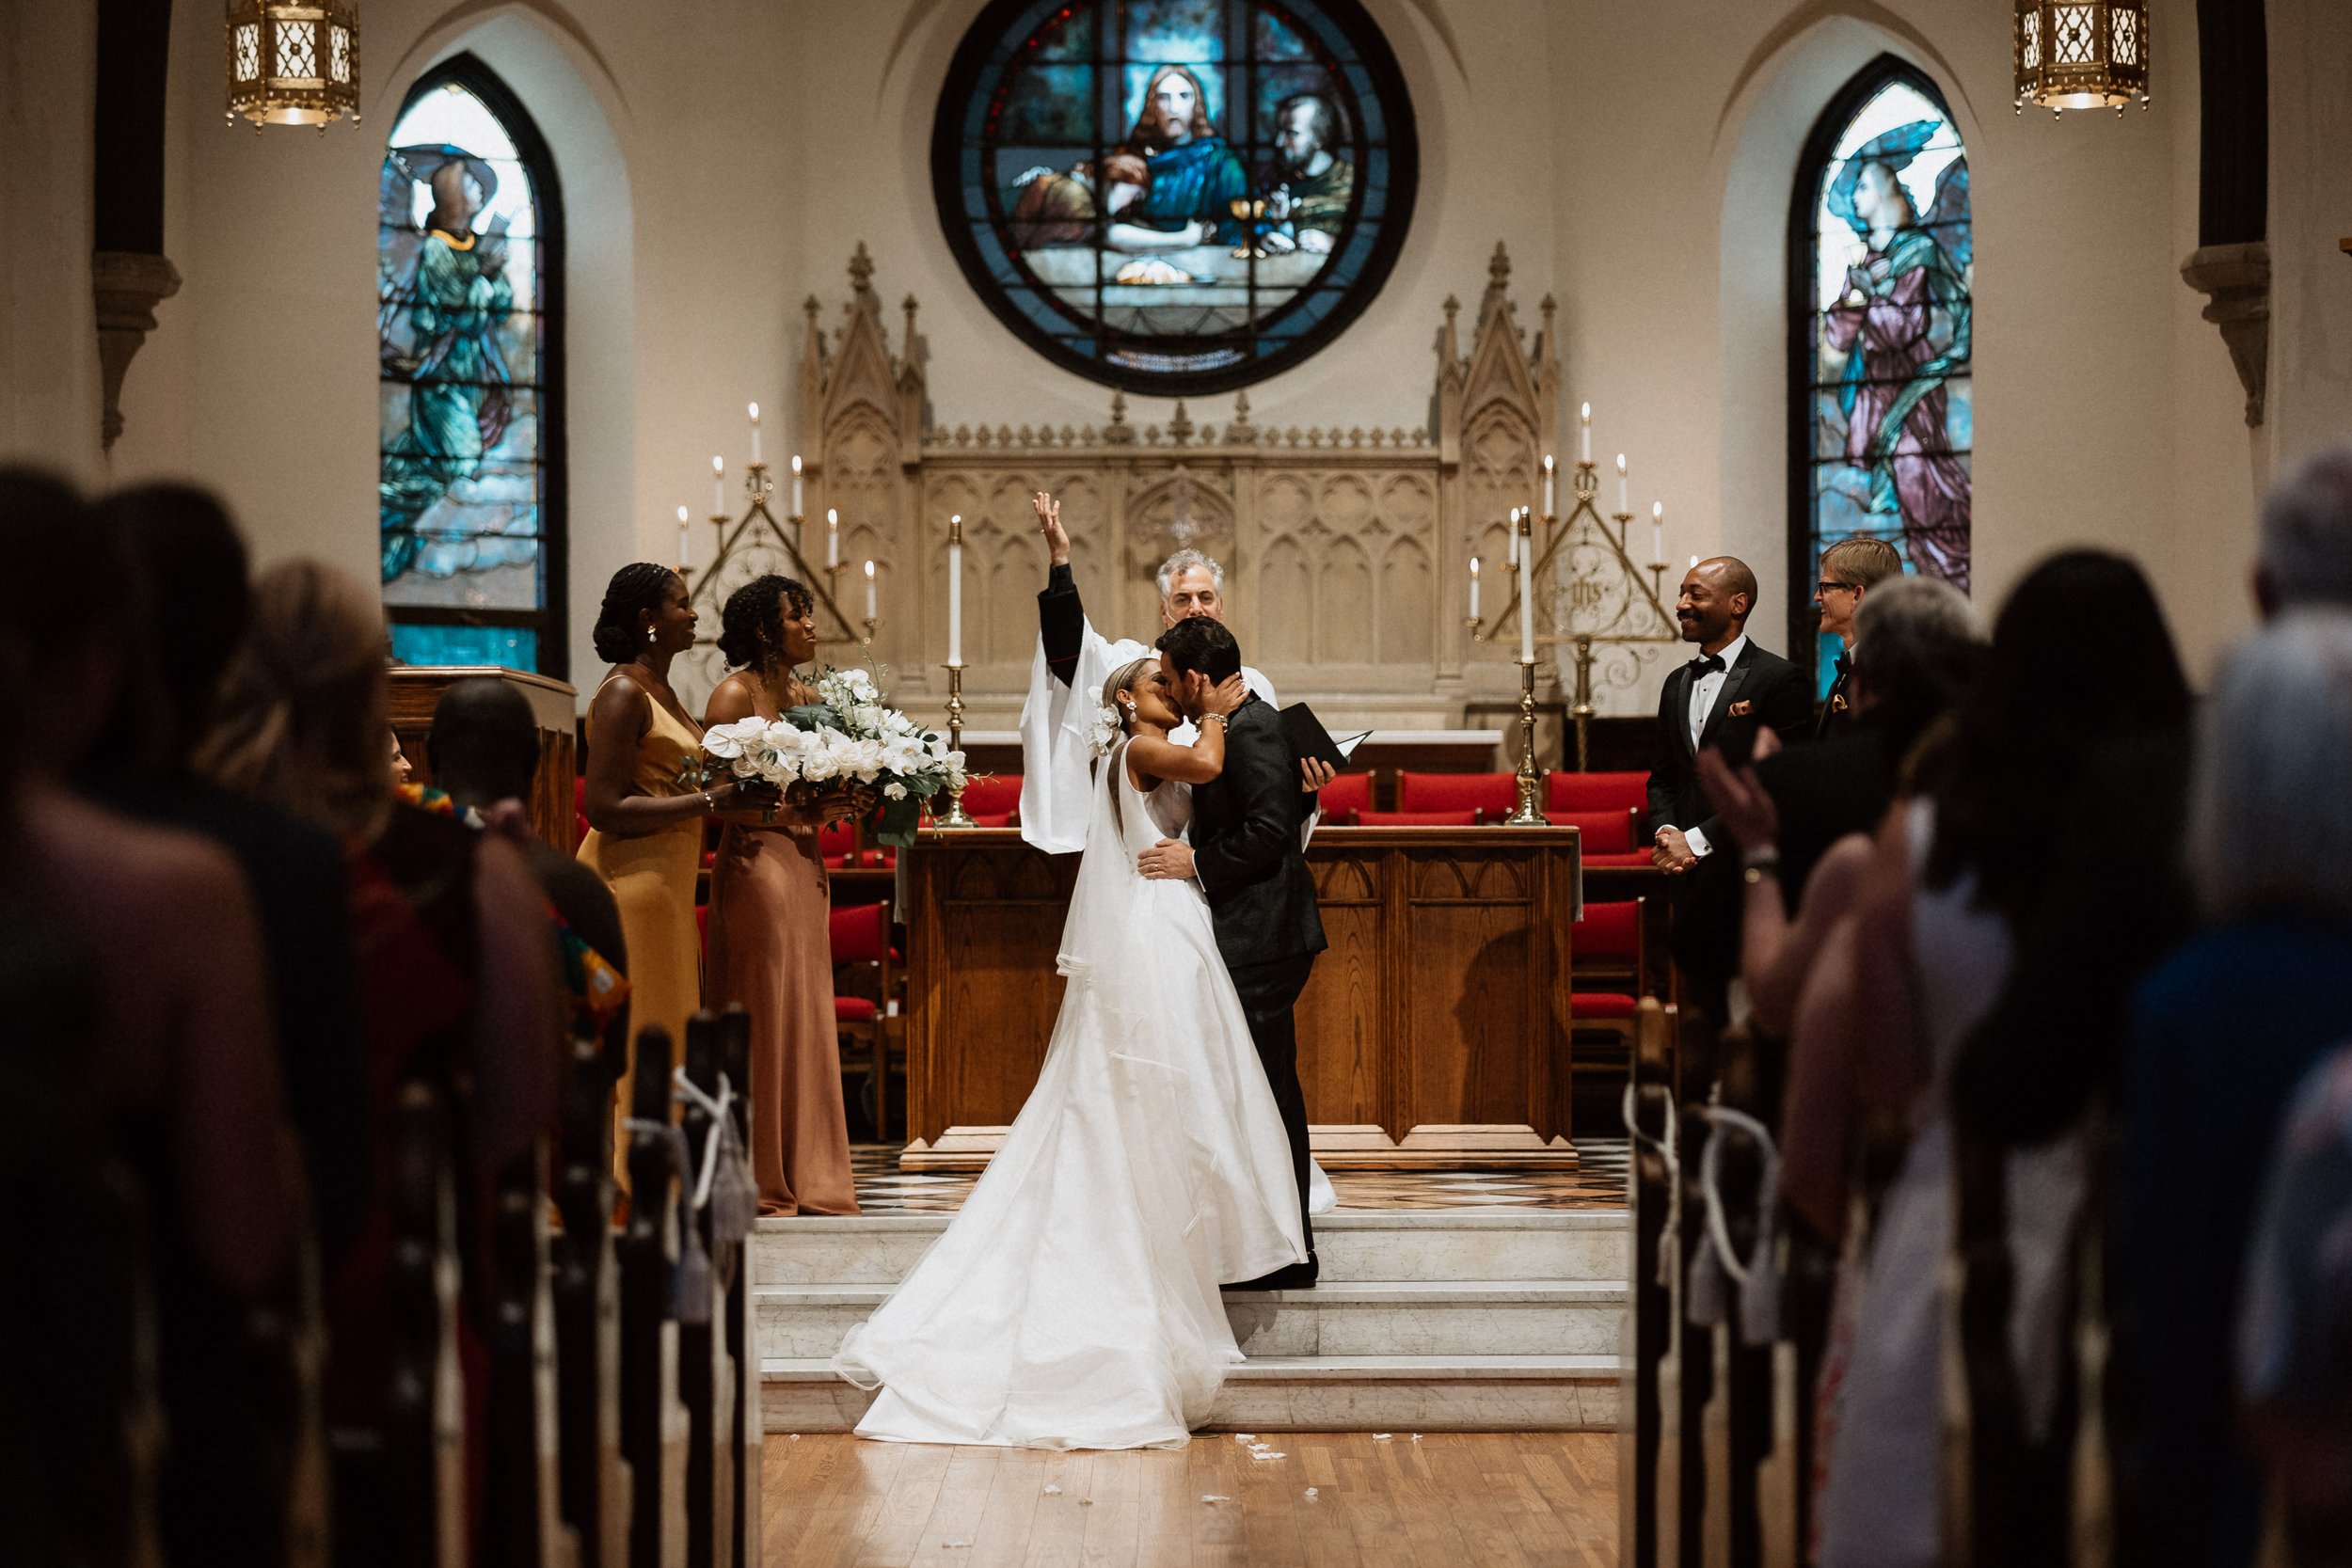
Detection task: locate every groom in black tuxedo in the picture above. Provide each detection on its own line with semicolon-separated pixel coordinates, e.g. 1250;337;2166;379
1647;555;1811;1022
1137;615;1325;1291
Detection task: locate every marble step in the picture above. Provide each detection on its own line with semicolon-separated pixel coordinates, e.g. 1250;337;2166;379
753;1277;1627;1362
751;1211;1628;1288
757;1354;1622;1433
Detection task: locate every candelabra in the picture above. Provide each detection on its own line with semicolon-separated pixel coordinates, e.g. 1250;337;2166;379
1469;457;1682;774
679;453;879;657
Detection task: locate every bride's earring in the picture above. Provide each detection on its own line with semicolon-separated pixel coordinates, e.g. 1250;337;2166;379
645;626;656;642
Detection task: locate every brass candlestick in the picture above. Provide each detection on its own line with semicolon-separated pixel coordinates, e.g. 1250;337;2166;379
935;661;977;829
1504;655;1549;825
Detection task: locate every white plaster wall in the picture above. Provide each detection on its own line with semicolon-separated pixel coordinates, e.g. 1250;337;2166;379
2;0;103;484
0;0;2315;705
2267;0;2352;473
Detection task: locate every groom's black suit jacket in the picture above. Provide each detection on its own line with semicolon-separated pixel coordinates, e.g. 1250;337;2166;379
1645;635;1811;1015
1645;637;1813;847
1189;694;1326;971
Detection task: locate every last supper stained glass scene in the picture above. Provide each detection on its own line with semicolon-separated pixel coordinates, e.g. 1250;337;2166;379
933;0;1416;394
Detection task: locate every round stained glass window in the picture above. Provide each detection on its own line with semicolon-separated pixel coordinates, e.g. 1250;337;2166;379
931;0;1419;395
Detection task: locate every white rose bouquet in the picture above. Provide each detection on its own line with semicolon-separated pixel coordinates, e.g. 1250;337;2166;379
682;666;970;847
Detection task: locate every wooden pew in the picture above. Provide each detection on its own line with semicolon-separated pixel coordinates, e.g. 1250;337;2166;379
484;1141;564;1567
718;1008;764;1568
379;1081;464;1568
677;1011;733;1568
554;1034;630;1568
619;1028;688;1568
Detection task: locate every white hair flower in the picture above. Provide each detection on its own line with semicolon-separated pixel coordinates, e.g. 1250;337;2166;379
1087;705;1123;759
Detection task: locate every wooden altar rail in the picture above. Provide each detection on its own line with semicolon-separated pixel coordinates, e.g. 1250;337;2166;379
900;825;1588;1169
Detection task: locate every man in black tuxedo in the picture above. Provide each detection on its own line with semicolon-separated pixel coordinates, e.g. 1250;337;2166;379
1647;555;1811;1022
1137;615;1325;1290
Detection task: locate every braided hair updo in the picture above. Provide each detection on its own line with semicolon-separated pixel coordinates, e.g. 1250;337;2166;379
717;574;814;671
591;562;682;664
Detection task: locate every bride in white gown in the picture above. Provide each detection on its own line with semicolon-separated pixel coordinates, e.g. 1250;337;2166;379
832;655;1311;1449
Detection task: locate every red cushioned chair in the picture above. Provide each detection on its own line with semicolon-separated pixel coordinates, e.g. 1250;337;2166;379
1570;897;1648;1121
1317;770;1373;820
1547;769;1648;816
574;775;590;848
1354;808;1482;826
1558;806;1654;868
830;901;900;1137
1397;770;1519;817
817;818;857;869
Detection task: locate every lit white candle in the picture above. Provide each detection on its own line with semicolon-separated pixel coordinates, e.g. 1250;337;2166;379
1506;508;1520;570
748;402;762;465
789;453;803;517
1578;402;1592;464
1468;554;1481;623
863;559;877;623
1616;453;1630;517
1517;516;1536;665
826;507;839;568
1652;500;1665;565
947;515;964;666
710;454;726;516
675;505;691;568
1542;453;1556;516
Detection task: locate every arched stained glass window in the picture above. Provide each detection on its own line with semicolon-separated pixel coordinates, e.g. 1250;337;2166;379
932;0;1417;395
1790;59;1972;693
378;57;565;673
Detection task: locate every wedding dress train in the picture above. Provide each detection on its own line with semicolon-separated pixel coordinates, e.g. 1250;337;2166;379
832;741;1308;1449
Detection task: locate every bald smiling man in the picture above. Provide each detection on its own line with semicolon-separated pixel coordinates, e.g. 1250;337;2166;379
1645;555;1812;1022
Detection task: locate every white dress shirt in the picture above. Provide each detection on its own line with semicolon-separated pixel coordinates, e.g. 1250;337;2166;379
1678;632;1747;859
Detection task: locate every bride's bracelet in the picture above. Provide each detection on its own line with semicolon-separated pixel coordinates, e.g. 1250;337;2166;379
1200;713;1229;729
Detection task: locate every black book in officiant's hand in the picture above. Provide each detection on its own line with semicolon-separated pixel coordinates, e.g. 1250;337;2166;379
1279;703;1370;775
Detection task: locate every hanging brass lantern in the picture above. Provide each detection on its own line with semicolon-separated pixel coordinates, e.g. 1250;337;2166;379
225;0;361;128
2014;0;2151;115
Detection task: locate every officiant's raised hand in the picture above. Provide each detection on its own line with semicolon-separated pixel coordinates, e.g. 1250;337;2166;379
1032;490;1070;566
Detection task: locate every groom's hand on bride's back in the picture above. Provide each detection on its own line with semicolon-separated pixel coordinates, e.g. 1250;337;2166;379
1138;839;1196;880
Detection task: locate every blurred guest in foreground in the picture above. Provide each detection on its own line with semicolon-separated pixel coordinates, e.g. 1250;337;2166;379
2122;610;2352;1568
1810;551;2188;1568
199;558;561;1554
0;467;298;1563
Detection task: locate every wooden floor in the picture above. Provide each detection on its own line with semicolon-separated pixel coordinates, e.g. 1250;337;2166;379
762;1430;1617;1567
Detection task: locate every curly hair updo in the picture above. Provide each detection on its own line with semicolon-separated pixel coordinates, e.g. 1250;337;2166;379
717;574;814;671
591;562;682;664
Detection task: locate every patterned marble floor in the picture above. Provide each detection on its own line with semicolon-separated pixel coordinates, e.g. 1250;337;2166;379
847;1141;1629;1214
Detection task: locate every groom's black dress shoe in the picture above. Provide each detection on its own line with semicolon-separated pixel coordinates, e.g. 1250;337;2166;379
1222;1255;1318;1291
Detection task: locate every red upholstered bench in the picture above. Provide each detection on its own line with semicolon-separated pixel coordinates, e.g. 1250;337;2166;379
1317;770;1373;820
1398;770;1518;818
1557;806;1654;867
1570;898;1651;1115
1547;769;1648;815
830;901;900;1136
1353;808;1483;826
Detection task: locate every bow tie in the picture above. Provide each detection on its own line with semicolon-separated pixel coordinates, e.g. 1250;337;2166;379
1690;654;1725;677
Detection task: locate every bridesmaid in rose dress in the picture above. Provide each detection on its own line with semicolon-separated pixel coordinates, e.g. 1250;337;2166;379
705;575;866;1215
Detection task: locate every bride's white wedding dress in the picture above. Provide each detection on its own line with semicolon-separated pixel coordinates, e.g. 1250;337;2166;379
831;741;1309;1449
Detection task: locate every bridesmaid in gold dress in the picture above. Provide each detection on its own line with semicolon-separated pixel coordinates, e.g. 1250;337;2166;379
705;575;866;1215
577;563;765;1182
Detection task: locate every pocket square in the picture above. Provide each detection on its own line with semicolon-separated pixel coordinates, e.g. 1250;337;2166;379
1726;699;1753;718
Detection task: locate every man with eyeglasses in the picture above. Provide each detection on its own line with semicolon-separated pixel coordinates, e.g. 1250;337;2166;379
1812;537;1903;739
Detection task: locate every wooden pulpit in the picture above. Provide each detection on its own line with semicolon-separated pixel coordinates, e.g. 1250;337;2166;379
388;666;579;849
900;825;1586;1169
